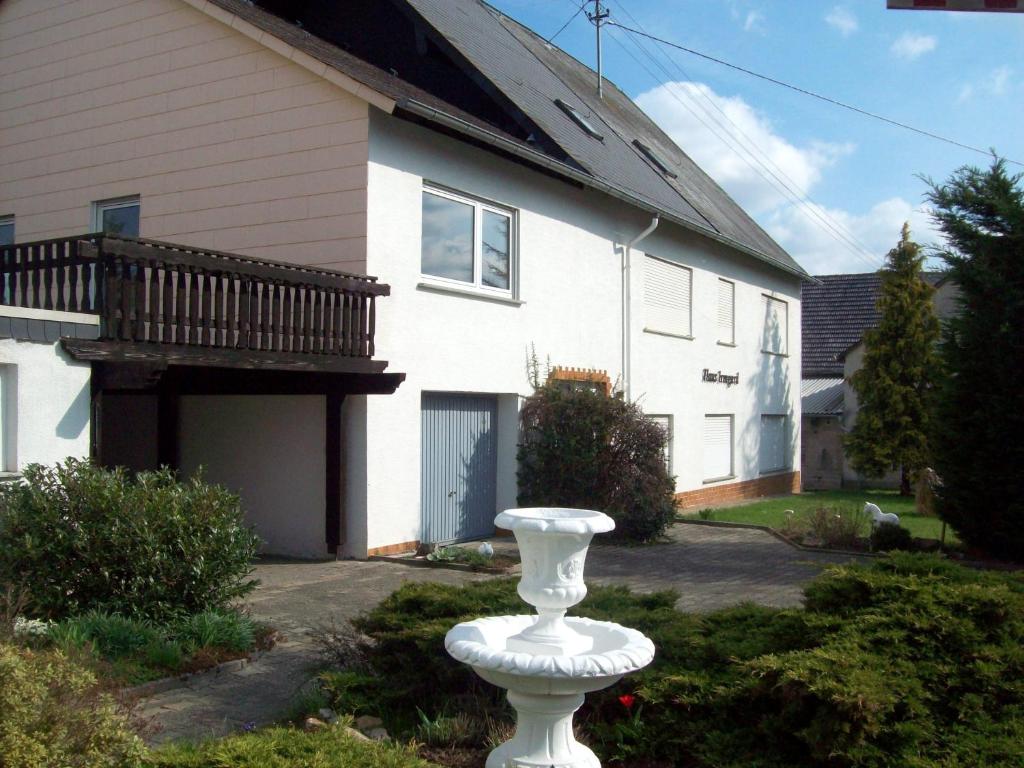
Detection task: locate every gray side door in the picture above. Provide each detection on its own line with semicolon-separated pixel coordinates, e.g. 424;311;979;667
421;392;498;544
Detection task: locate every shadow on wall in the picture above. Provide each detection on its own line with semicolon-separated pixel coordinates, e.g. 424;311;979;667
55;380;90;439
741;300;795;477
458;427;498;541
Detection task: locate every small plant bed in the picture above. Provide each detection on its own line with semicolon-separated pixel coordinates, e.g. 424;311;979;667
299;555;1024;768
684;489;958;552
379;544;520;574
13;608;276;687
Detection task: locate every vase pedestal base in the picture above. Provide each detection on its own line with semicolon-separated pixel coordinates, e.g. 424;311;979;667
485;691;600;768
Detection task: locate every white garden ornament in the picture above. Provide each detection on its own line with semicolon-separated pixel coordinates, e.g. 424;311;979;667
865;501;900;527
446;508;655;768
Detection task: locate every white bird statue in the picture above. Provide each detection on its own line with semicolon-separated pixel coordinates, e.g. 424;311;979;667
865;502;899;527
477;541;494;558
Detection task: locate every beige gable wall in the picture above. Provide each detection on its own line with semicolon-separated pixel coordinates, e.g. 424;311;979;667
0;0;369;273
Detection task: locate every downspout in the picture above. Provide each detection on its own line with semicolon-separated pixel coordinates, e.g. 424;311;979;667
623;215;659;401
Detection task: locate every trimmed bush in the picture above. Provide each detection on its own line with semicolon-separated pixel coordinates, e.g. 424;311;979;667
0;642;144;768
0;459;260;622
870;521;914;552
333;554;1024;767
517;384;676;542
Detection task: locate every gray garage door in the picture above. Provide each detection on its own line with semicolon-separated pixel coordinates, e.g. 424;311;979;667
421;393;498;544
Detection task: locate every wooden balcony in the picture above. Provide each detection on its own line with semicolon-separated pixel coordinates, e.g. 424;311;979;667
0;234;391;374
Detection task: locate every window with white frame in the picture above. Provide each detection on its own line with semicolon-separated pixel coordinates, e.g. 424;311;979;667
646;414;673;474
717;278;735;344
0;216;13;246
703;414;733;481
759;414;788;473
421;186;514;294
92;196;140;237
644;255;692;337
761;294;788;354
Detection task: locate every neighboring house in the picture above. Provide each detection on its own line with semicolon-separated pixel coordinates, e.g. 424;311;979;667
800;272;956;490
1;0;807;558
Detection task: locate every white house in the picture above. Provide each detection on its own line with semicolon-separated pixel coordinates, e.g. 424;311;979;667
0;0;807;557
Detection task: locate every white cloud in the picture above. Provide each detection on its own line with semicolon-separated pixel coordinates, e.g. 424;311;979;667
989;65;1012;96
744;10;765;33
634;81;944;274
954;66;1013;104
891;32;937;60
824;7;858;37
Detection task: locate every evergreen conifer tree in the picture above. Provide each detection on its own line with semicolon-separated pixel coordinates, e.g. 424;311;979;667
925;158;1024;560
845;223;939;495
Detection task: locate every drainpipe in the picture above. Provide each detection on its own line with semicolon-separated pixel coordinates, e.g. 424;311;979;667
623;215;659;401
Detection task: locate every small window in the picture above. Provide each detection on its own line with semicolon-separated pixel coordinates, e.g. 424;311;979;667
704;414;733;481
717;279;735;344
646;414;673;474
633;139;677;179
644;255;691;337
554;99;604;141
761;294;788;355
759;414;787;473
93;197;140;237
0;216;13;246
421;186;514;294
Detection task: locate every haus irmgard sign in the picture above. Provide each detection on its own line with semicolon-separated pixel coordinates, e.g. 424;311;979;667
702;369;740;387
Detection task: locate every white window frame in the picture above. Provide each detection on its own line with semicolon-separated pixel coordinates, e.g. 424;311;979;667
643;254;693;339
645;414;673;475
759;414;789;474
703;414;734;482
717;278;735;345
91;196;140;235
761;294;788;355
0;215;13;246
420;185;517;298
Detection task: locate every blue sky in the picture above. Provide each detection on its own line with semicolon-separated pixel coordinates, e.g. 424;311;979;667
486;1;1024;274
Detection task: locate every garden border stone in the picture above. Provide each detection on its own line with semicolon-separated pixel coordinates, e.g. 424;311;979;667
125;646;272;699
674;517;886;558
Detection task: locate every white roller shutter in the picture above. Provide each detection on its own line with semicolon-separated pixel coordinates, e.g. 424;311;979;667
761;295;788;354
759;415;787;473
644;255;691;337
703;415;733;480
718;279;735;344
646;414;673;473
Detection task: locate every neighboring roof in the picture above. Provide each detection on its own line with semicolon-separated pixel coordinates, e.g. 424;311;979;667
801;378;844;416
204;0;806;279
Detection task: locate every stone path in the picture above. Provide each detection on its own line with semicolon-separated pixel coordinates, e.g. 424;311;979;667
138;523;868;744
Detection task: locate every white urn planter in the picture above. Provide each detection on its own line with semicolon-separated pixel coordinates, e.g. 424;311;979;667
445;508;655;768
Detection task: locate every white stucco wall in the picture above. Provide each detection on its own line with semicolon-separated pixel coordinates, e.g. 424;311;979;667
0;336;92;472
179;395;327;559
359;111;801;555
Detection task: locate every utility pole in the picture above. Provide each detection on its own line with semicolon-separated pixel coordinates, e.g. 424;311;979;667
587;0;610;99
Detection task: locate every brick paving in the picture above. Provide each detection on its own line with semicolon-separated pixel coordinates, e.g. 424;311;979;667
137;523;868;744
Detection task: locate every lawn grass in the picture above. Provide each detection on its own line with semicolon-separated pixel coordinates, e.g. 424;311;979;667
688;489;957;543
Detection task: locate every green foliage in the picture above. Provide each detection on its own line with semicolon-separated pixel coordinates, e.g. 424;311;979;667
517;384;676;542
845;224;940;494
925;158;1024;560
0;642;145;768
146;723;433;768
414;708;482;748
49;610;161;658
870;521;915;552
336;555;1024;767
172;611;256;654
0;459;260;622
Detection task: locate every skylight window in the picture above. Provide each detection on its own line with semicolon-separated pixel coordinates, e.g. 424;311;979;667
554;99;604;141
633;139;678;179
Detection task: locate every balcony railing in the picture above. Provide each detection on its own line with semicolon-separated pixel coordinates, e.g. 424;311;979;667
0;234;388;364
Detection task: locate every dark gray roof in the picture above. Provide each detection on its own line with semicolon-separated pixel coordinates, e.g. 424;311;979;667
801;271;945;377
208;0;805;278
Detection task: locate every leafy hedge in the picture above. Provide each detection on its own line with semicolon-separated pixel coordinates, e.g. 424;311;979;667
330;554;1024;767
0;642;144;768
517;384;676;542
0;460;260;622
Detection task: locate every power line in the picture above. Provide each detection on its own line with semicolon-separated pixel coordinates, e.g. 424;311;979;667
609;21;1022;167
547;2;586;43
605;19;882;267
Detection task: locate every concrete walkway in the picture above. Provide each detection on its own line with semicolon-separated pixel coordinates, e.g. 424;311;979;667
137;523;867;744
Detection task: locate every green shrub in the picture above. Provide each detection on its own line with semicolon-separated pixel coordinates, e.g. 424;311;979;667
870;521;915;551
335;555;1024;767
49;610;160;658
173;610;256;654
146;723;433;768
0;459;260;622
517;384;676;542
0;642;145;768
